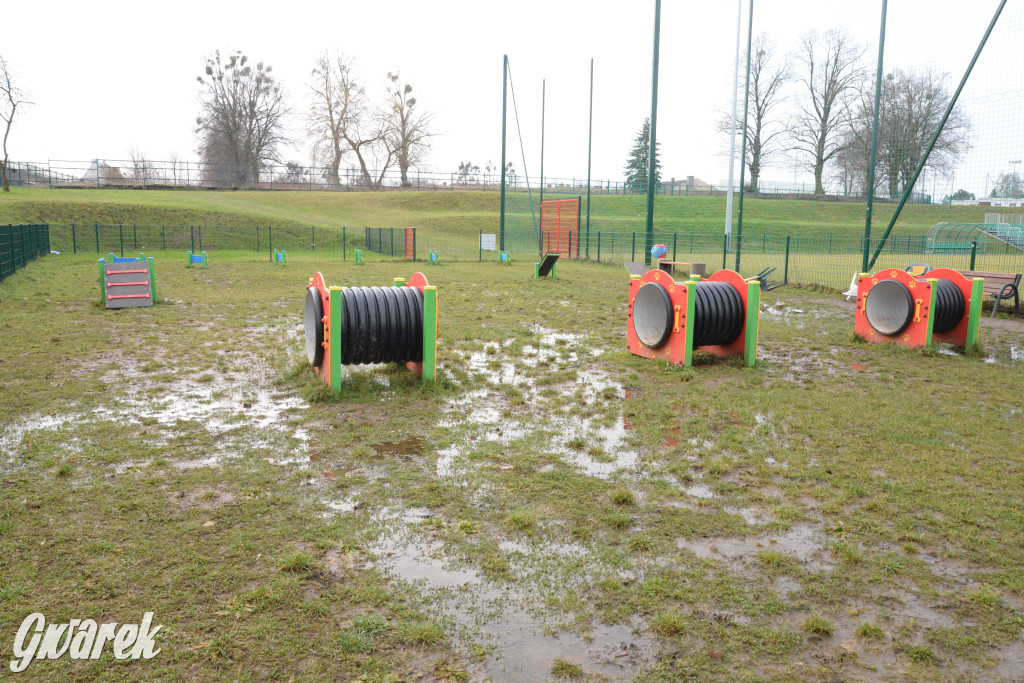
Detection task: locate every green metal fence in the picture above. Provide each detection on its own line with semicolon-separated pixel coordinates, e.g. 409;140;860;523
0;224;50;283
36;222;1024;301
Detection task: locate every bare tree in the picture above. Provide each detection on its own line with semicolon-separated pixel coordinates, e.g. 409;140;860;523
717;34;790;193
308;53;392;188
126;146;158;187
1;55;31;193
840;67;970;198
383;72;435;187
791;29;866;195
196;50;289;186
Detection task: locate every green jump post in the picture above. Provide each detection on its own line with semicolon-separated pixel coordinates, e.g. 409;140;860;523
682;279;698;368
97;259;105;303
329;286;343;393
965;277;983;352
744;280;760;367
924;279;939;350
422;286;438;382
148;257;157;304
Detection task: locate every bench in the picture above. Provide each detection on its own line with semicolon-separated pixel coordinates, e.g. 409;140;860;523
957;270;1021;317
658;261;706;278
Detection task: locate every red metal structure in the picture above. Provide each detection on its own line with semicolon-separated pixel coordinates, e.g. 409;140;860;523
540;198;580;257
405;227;416;259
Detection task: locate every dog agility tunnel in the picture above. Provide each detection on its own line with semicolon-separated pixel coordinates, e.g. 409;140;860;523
304;272;437;389
854;268;982;351
627;268;760;367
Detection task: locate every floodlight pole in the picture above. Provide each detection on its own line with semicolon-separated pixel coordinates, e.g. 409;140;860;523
500;55;508;252
586;58;594;258
868;0;1008;270
644;0;662;267
863;0;887;273
734;0;754;273
724;0;743;251
540;79;546;210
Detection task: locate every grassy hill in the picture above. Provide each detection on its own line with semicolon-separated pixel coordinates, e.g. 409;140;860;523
1;187;1017;263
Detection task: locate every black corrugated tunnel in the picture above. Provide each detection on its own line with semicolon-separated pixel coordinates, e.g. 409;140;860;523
305;288;324;366
692;281;744;347
632;280;745;350
339;286;424;365
929;278;965;333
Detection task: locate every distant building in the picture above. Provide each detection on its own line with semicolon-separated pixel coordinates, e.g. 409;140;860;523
952;197;1024;208
80;159;126;185
662;176;714;194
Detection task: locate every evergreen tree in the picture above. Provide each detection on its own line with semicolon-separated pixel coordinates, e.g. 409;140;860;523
624;117;661;193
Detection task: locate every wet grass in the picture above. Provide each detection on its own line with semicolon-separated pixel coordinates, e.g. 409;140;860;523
0;253;1023;680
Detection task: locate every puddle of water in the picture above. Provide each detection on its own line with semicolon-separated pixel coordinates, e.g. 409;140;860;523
724;506;767;525
370;521;652;681
441;328;637;481
677;523;832;571
485;617;652;682
683;482;716;499
370;437;424;458
369;533;482;588
323;499;360;515
0;413;79;457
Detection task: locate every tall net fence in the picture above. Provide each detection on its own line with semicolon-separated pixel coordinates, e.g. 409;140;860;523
502;0;1024;285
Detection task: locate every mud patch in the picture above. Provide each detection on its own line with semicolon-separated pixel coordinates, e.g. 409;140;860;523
677;523;833;571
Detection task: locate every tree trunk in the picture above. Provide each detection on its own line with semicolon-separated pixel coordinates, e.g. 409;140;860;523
1;160;9;192
399;159;411;188
814;163;825;196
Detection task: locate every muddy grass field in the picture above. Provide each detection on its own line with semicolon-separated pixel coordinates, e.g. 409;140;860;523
1;256;1023;681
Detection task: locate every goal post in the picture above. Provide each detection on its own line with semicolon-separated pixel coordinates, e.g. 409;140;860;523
540;197;581;258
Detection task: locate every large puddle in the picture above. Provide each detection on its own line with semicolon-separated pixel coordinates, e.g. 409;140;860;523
1;354;308;470
437;327;636;482
367;514;655;681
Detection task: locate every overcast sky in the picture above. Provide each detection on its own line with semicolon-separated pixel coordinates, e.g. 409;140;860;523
4;0;1020;195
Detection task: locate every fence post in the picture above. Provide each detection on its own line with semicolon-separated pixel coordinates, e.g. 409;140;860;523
597;231;601;263
190;226;195;253
970;240;977;270
784;236;790;285
269;226;273;261
631;232;636;262
94;223;99;253
722;234;728;270
198;226;202;252
72;223;77;254
118;224;124;257
391;227;395;257
672;233;677;262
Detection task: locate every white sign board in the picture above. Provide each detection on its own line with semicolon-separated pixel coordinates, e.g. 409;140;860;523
480;233;497;251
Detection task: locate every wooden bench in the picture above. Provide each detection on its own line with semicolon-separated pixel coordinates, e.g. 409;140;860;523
658;261;706;278
957;270;1021;317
